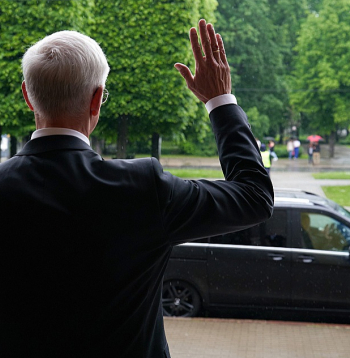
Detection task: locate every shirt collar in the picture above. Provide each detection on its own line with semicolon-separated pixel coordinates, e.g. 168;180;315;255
31;128;90;146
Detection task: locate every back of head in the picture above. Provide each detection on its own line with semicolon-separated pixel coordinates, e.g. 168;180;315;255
22;31;110;120
260;143;266;152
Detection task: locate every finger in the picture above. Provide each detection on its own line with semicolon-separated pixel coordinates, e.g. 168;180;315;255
189;27;204;65
207;23;220;61
175;63;207;102
216;33;228;65
174;63;195;87
207;23;218;50
198;19;213;61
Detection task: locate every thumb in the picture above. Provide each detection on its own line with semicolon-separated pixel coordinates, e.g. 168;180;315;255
174;63;194;85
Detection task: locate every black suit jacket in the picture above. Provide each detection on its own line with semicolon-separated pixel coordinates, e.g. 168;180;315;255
0;104;273;357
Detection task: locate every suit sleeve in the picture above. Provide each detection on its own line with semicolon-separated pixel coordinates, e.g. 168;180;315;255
152;104;274;245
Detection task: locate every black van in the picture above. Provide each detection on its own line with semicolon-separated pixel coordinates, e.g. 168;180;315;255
162;189;350;318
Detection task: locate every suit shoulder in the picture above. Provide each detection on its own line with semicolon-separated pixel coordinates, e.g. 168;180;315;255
100;157;158;175
0;156;20;171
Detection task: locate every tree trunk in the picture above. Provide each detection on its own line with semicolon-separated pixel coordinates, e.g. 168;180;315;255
10;136;17;158
151;132;161;160
117;115;128;159
278;124;284;144
328;130;336;158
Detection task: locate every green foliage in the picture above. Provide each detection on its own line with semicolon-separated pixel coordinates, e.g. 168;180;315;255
0;0;217;153
339;136;350;145
3;0;349;159
307;0;323;12
246;107;269;139
291;0;350;135
268;0;308;68
0;0;94;137
92;0;217;147
215;0;304;139
176;131;218;156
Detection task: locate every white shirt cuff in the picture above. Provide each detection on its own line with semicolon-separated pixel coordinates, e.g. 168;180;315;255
205;94;237;114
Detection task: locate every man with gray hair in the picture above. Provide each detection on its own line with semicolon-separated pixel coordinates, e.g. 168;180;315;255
21;30;110;135
0;20;273;357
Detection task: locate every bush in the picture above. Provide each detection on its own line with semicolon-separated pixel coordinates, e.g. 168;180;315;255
176;135;218;156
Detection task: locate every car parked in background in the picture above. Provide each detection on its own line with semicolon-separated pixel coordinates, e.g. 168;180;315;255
162;189;350;319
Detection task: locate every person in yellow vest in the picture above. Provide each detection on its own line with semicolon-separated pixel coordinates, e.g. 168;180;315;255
260;143;272;176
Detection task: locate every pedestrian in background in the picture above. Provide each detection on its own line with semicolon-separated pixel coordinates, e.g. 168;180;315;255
293;138;301;159
286;138;294;160
255;137;261;149
308;143;314;165
313;142;321;164
260;143;272;176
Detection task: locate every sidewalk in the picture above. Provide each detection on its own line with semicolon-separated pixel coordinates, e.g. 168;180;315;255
270;171;350;198
160;152;350;201
164;317;350;358
160;143;350;171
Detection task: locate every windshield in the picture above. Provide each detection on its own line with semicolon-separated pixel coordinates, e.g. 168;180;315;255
333;202;350;219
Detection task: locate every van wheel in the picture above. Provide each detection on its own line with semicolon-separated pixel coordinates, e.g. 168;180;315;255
162;280;201;317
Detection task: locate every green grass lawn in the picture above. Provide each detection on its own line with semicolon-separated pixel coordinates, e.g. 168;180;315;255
310;172;350;206
322;186;350;207
313;172;350;179
163;168;224;179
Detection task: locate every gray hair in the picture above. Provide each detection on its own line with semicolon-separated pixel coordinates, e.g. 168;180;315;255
22;30;110;120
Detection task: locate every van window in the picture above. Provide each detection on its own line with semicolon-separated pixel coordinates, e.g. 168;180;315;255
210;210;287;247
300;212;350;251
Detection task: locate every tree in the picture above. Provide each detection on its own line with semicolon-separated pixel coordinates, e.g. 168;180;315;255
215;0;286;141
0;0;94;151
267;0;309;142
93;0;217;158
291;0;350;157
0;0;219;158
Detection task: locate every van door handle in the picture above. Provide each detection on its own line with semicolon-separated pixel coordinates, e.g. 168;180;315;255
298;255;315;263
268;253;285;261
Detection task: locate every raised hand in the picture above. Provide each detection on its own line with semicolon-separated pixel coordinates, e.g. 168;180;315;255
175;19;231;103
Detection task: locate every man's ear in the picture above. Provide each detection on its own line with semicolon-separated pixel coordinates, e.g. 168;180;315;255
21;81;34;111
91;86;103;116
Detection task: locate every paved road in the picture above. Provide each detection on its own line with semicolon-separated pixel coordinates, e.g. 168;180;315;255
165;317;350;358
